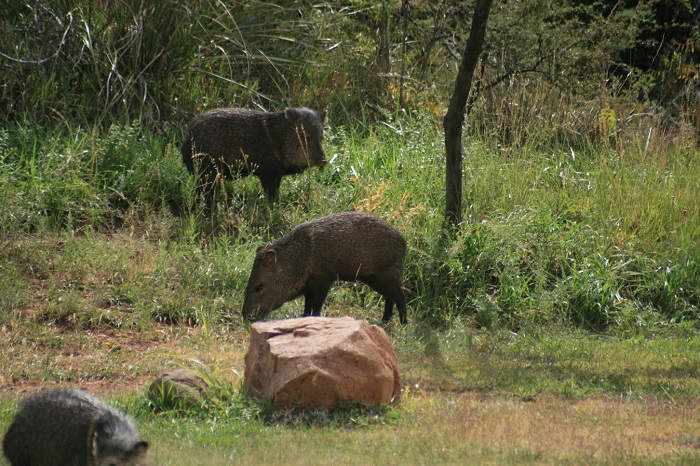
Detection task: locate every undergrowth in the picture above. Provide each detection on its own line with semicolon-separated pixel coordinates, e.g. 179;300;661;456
0;115;697;333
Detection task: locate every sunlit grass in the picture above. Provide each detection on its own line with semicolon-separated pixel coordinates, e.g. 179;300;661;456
0;118;697;331
3;383;697;466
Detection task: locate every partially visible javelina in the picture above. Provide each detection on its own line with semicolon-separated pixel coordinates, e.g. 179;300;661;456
3;388;148;466
181;107;326;205
242;212;407;324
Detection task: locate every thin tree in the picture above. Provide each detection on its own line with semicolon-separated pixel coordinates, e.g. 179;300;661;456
375;0;391;108
399;0;410;110
444;0;493;226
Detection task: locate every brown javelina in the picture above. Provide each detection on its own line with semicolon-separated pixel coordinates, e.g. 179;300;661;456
3;388;148;466
181;107;326;206
242;212;407;324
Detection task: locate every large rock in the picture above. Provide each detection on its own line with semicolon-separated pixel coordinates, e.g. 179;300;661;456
244;317;400;408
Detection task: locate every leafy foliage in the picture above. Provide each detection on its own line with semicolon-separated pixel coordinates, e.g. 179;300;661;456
0;117;697;332
1;0;697;132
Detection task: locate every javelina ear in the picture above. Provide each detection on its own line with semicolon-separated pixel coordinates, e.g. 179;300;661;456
285;108;301;121
260;247;277;266
256;244;272;254
317;109;326;123
89;416;110;458
131;441;149;457
95;416;111;436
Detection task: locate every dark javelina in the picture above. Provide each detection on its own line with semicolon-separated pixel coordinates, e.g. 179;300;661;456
242;212;407;324
2;388;148;466
181;107;326;205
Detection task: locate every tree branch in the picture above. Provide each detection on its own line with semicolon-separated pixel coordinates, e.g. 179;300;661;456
480;38;584;91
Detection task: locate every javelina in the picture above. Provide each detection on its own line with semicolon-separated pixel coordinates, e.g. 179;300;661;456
242;212;407;324
181;107;326;206
3;388;148;466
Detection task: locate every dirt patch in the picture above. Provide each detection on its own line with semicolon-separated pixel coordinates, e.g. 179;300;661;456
0;323;248;396
2;375;154;397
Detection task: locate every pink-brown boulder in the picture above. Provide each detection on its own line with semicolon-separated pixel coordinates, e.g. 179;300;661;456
244;317;400;408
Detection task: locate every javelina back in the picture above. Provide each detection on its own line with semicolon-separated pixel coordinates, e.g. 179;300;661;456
3;388;148;466
181;107;326;205
242;212;407;324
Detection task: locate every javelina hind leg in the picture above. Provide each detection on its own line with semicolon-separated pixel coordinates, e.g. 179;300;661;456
396;291;407;325
260;174;282;202
312;287;330;317
366;271;406;325
382;299;395;323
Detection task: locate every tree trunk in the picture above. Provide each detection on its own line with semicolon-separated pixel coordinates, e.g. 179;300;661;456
399;0;410;111
695;89;700;149
374;0;391;108
444;0;493;226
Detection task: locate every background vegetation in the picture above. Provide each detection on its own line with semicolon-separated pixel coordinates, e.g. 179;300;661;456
0;0;698;332
1;3;699;464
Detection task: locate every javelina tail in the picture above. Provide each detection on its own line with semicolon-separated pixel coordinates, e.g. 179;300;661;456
181;136;194;173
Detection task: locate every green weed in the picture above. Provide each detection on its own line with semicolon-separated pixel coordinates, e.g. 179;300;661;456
1;118;698;332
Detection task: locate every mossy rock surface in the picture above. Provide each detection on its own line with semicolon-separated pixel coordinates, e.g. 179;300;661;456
148;368;209;410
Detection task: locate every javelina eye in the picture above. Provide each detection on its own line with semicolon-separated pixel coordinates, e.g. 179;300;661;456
254;283;264;293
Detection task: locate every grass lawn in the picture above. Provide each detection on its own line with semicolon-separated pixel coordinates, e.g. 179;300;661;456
0;120;698;464
2;313;699;465
138;393;700;465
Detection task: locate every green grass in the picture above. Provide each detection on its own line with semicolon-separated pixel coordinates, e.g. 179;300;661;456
2;347;699;466
396;324;700;399
0;116;698;464
3;316;699;399
0;117;698;332
2;307;699;464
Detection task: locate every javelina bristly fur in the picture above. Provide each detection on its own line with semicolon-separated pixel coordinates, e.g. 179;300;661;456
242;212;407;324
181;107;326;205
2;388;148;466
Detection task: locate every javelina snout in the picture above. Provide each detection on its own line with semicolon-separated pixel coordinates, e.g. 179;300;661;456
242;212;407;324
181;107;327;206
242;245;295;321
287;107;327;169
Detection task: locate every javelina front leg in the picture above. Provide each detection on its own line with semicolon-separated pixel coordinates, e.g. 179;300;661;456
203;184;216;217
303;293;314;317
303;285;330;317
194;169;217;218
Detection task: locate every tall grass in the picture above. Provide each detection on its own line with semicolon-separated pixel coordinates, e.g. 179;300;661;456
4;0;696;139
0;1;381;125
0;114;697;332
